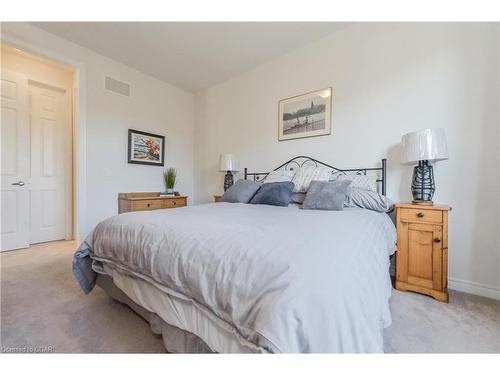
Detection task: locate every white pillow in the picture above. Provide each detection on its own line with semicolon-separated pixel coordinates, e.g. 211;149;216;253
336;173;377;192
291;165;332;192
264;169;295;183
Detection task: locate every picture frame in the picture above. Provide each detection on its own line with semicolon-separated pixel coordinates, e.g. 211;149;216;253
278;87;332;141
127;129;165;166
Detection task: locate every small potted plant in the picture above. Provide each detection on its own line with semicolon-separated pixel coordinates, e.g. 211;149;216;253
163;167;177;195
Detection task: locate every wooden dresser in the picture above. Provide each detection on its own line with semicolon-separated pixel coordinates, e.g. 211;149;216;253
395;203;451;302
118;192;187;213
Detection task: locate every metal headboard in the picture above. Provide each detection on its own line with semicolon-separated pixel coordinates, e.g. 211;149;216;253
244;156;387;196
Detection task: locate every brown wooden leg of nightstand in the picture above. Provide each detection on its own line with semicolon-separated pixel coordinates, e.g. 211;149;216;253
395;280;449;303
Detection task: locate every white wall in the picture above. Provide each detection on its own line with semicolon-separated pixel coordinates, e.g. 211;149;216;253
1;23;195;238
194;23;500;298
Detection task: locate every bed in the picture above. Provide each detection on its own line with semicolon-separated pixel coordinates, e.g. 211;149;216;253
73;157;397;353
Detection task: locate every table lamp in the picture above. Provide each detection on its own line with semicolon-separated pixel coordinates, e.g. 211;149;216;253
401;128;449;205
219;154;239;192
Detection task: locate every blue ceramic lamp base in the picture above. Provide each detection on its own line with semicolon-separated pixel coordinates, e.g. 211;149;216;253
411;160;435;205
223;171;234;192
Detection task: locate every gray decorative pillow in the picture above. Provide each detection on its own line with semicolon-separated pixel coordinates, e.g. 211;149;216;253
302;180;351;210
292;192;306;204
344;187;394;212
250;182;295;207
221;179;261;203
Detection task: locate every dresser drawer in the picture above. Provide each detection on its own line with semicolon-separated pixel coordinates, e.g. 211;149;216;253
399;208;443;224
164;198;186;208
132;200;164;211
118;193;188;213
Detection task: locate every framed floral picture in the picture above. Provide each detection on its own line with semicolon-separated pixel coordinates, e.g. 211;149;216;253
128;129;165;166
278;87;332;141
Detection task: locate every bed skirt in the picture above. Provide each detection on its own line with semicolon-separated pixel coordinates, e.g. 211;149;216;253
96;274;214;353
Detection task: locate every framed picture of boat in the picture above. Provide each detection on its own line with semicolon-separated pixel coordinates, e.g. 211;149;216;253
278;87;332;141
128;129;165;166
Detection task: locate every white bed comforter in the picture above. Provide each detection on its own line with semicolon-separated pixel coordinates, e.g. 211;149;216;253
86;202;396;353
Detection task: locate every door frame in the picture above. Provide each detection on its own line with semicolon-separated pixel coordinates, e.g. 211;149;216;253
1;34;88;243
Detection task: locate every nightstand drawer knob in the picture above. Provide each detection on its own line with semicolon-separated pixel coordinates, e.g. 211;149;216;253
434;237;441;243
417;212;425;218
147;203;151;207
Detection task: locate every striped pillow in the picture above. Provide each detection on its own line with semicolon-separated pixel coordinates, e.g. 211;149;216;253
335;173;378;192
291;165;333;192
264;169;295;183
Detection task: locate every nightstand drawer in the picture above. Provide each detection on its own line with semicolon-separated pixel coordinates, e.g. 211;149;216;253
399;208;442;224
132;200;164;211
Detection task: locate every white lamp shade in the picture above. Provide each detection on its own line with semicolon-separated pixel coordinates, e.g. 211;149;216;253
401;128;449;164
219;154;239;172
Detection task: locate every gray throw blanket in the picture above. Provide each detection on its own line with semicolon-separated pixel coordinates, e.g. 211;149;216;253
72;236;96;294
72;203;396;352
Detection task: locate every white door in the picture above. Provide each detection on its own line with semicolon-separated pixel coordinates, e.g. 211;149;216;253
29;83;69;244
1;69;30;251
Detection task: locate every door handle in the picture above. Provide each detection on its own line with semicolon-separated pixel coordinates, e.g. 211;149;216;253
11;181;25;186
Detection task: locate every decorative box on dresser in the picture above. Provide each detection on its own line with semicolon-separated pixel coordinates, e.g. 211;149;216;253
118;193;187;213
395;203;451;303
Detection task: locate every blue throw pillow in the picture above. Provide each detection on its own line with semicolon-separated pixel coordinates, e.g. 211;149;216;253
221;179;261;203
250;181;295;207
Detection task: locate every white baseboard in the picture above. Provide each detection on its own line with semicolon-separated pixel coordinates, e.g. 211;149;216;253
448;278;500;300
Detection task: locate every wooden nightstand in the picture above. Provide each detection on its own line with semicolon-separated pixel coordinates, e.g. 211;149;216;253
214;195;222;203
118;192;187;213
395;203;451;302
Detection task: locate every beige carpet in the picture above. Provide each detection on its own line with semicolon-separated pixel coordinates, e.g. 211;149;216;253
1;240;499;353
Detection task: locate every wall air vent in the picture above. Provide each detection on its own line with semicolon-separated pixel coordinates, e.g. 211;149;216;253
104;76;131;97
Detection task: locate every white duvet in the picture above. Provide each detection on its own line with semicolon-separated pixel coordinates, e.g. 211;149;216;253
87;202;397;353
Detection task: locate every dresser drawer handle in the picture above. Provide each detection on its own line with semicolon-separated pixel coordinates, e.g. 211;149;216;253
434;237;441;243
173;201;176;205
417;212;424;218
147;203;151;207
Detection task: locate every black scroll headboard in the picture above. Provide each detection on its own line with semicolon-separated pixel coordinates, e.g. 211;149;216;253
244;156;387;196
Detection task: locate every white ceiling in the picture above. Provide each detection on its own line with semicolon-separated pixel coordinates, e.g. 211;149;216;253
31;22;349;92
